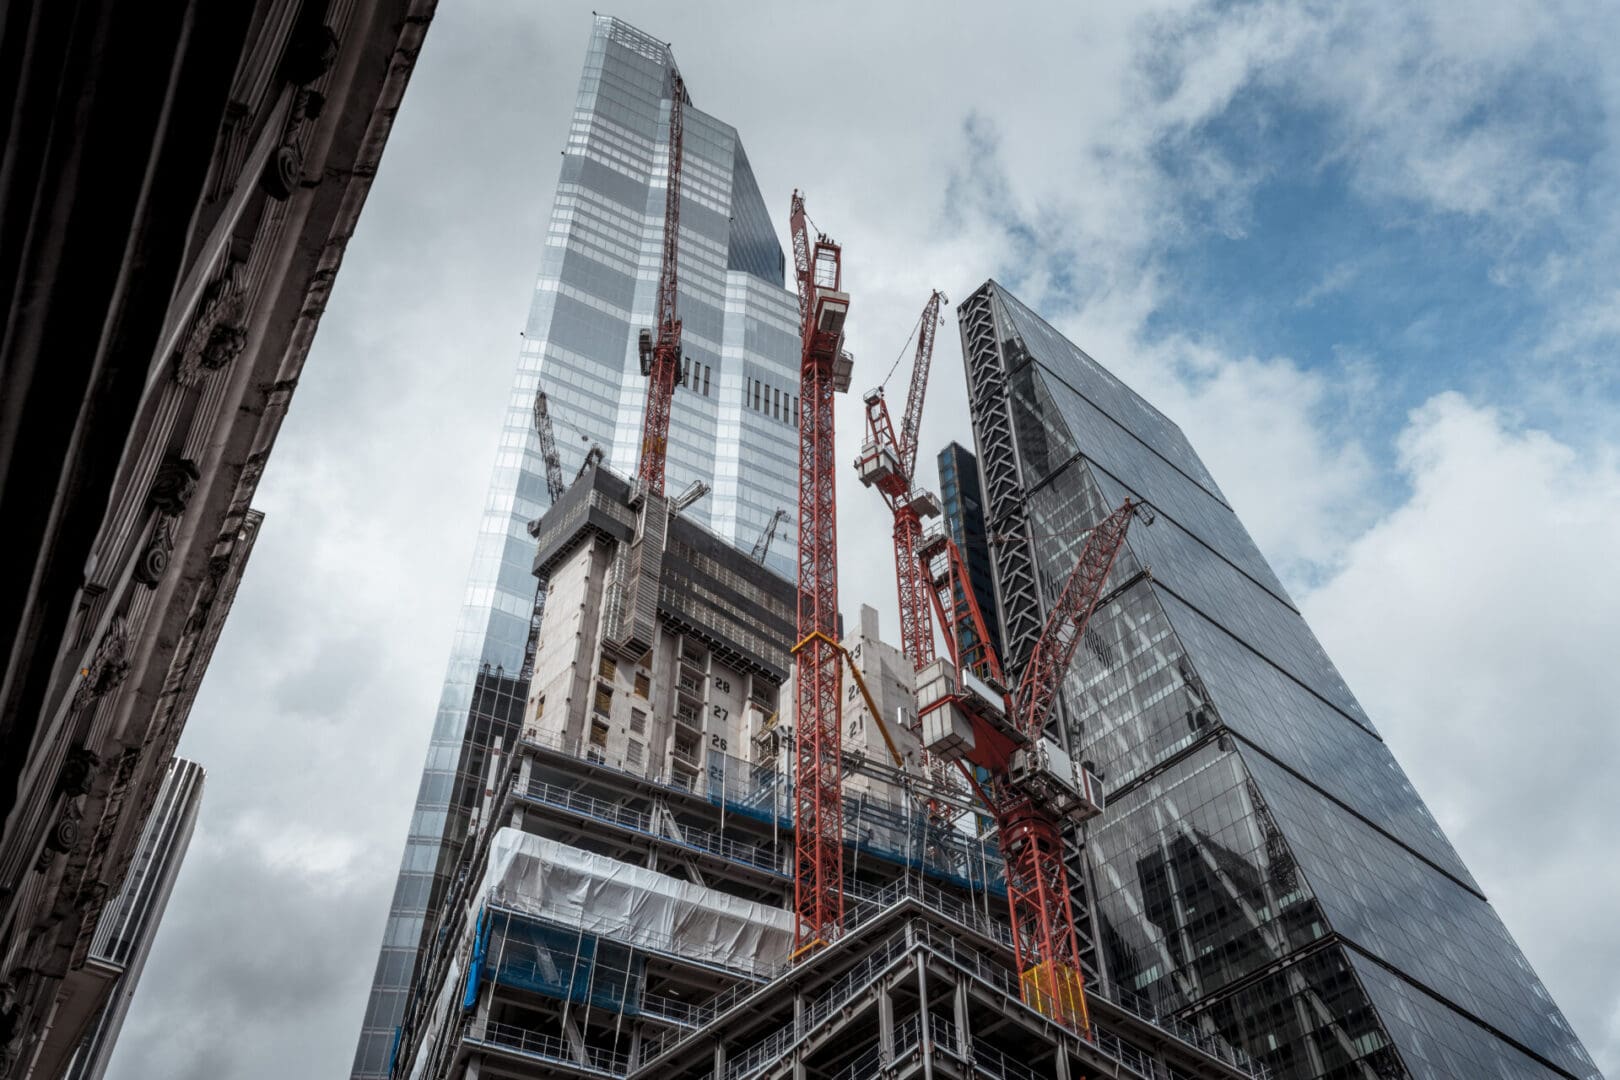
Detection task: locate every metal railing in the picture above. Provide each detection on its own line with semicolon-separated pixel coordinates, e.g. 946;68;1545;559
519;727;1007;895
465;1018;630;1076
515;776;785;877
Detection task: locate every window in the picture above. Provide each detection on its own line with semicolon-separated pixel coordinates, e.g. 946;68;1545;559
773;387;780;419
754;382;762;410
599;655;617;680
534;695;545;719
703;365;711;396
594;684;612;715
791;396;799;425
634;672;650;697
626;739;644;769
630;708;647;735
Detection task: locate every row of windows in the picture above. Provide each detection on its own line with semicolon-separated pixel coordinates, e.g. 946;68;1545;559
682;358;713;396
747;376;797;425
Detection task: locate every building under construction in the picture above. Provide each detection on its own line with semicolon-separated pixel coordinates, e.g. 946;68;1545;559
382;13;1598;1080
388;463;1268;1080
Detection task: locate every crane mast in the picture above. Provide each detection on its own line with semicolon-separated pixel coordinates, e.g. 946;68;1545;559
918;499;1141;1033
789;191;853;956
635;67;686;497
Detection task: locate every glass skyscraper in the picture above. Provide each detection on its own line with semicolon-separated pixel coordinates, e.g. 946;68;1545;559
957;280;1599;1080
347;17;803;1077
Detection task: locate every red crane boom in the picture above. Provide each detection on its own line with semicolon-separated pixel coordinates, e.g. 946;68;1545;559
789;192;853;956
635;68;686;496
917;498;1141;1033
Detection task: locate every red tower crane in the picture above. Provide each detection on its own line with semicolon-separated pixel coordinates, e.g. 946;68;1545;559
854;290;946;670
635;68;686;497
789;191;853;956
918;499;1141;1033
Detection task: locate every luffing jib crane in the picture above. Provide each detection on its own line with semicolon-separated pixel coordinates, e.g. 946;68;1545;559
522;388;587;681
853;291;960;822
854;290;947;670
532;389;567;504
750;508;789;565
635;66;687;497
917;498;1142;1033
789;191;854;957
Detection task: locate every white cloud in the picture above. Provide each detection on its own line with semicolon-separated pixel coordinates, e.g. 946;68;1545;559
1303;393;1620;1072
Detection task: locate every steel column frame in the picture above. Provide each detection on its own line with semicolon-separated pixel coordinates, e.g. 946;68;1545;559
790;193;846;954
957;286;1044;674
637;69;686;496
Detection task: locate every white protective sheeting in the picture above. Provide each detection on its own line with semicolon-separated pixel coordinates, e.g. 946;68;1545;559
407;956;461;1080
481;828;793;975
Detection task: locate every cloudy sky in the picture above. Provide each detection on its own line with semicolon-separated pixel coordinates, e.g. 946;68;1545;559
107;2;1620;1076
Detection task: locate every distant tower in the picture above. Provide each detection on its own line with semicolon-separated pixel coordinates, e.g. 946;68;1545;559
936;441;1003;663
65;759;204;1080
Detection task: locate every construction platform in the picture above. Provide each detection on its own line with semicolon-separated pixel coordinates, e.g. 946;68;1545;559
391;731;1269;1080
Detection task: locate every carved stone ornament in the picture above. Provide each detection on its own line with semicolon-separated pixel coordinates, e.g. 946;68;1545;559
176;262;247;385
46;813;80;855
132;517;174;589
261;86;326;201
71;617;130;713
262;143;302;201
147;457;200;516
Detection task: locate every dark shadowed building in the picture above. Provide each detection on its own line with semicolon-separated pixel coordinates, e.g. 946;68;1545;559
0;2;433;1074
935;441;1003;666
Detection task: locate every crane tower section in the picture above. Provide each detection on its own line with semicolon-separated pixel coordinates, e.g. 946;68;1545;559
789;191;853;956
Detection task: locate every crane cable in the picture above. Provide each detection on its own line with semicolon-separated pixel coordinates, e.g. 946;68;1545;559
879;306;925;393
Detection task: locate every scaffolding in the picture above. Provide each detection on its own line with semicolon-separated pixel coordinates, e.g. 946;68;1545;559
391;732;1269;1080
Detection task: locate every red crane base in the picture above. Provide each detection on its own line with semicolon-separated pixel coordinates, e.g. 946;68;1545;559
999;794;1091;1035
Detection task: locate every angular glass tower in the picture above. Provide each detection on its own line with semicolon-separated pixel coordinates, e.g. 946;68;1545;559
347;17;803;1077
957;280;1599;1080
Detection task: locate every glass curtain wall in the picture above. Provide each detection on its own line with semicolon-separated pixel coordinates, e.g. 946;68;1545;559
957;280;1599;1080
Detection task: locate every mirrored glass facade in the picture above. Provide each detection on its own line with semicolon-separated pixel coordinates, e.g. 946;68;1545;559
958;280;1599;1080
348;17;802;1077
